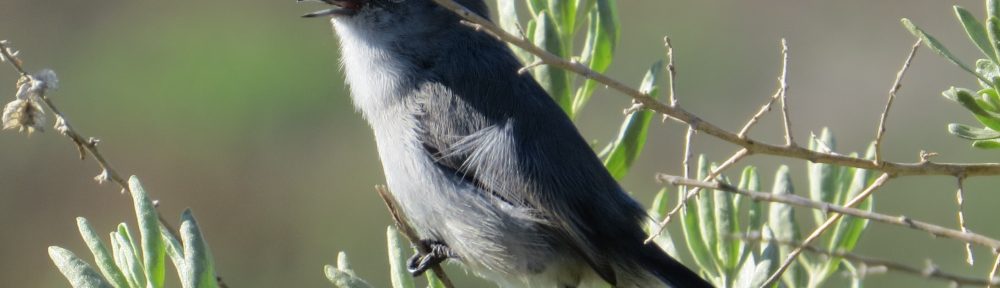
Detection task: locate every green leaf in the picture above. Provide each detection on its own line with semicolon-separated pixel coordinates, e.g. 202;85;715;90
113;230;146;288
496;0;531;63
948;87;1000;130
161;224;185;276
647;188;678;257
973;138;1000;148
526;0;545;16
696;159;723;275
426;272;446;288
547;0;577;41
741;167;763;231
980;88;1000;112
948;123;1000;139
714;173;740;273
128;176;165;288
180;209;217;288
807;128;839;225
532;11;573;114
822;144;876;280
977;59;1000;89
602;61;662;180
955;6;998;63
386;227;415;288
570;0;620;115
767;165;803;286
76;218;130;288
325;252;373;288
679;155;715;275
992;0;1000;19
902;18;988;81
49;246;115;288
989;17;1000;65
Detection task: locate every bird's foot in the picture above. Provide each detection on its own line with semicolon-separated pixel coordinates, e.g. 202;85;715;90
406;240;456;276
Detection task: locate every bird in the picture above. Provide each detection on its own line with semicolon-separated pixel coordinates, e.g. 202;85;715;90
303;0;713;287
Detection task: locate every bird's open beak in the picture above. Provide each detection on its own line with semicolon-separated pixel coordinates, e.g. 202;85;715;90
299;0;363;18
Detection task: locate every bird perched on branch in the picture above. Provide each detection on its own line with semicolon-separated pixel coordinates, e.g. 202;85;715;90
303;0;712;287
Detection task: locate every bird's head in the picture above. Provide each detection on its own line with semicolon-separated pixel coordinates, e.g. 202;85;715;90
301;0;489;38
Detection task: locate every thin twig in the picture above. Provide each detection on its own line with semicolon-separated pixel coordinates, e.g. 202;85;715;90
375;186;455;288
761;173;891;288
737;233;999;286
655;174;1000;251
665;36;678;107
646;148;750;243
875;39;921;164
957;176;974;266
430;0;1000;178
738;40;790;139
776;39;795;147
989;253;1000;288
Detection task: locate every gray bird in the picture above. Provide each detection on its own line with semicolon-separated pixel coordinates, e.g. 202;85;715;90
304;0;713;287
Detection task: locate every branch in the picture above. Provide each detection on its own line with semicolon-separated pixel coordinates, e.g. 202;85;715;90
776;39;794;147
875;39;921;164
375;186;455;288
430;0;1000;178
737;233;999;287
655;174;1000;250
738;40;790;139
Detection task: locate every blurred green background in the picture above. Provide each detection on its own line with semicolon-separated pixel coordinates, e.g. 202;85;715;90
1;0;997;287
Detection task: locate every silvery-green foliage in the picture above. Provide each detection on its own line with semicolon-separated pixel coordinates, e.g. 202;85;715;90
904;0;1000;149
648;129;875;287
49;176;218;288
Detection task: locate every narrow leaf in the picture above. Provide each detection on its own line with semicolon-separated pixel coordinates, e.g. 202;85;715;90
989;17;1000;64
77;218;130;288
114;231;147;288
741;167;764;230
950;87;1000;130
602;61;662;179
679;155;714;275
902;18;987;81
180;209;217;288
807;129;839;226
767;166;804;286
647;188;678;257
129;176;165;288
386;227;415;288
532;12;573;114
49;246;115;288
955;6;998;62
571;0;619;115
696;158;723;275
973;138;1000;148
324;264;373;288
949;123;1000;139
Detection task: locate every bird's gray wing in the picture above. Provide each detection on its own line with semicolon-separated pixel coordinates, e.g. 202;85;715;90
409;37;651;284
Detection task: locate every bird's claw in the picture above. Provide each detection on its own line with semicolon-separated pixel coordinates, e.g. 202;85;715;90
406;240;455;277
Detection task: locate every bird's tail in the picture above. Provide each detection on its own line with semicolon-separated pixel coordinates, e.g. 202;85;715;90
637;242;714;288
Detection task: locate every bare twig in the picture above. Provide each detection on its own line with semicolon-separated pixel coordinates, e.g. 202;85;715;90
375;186;455;288
776;39;795;147
655;174;1000;250
957;176;974;266
875;39;921;164
737;233;999;286
761;173;891;287
738;38;792;139
430;0;1000;178
989;253;1000;288
665;36;678;107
